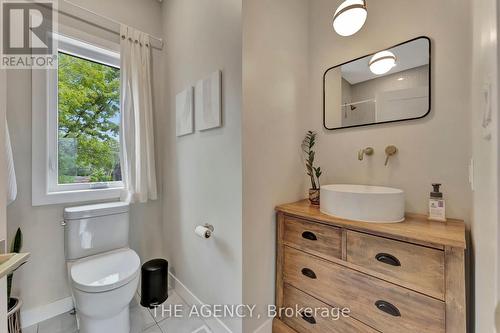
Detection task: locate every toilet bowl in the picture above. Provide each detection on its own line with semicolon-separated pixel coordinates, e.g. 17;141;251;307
63;202;140;333
69;248;140;333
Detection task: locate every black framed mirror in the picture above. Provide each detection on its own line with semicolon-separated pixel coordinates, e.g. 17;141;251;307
323;36;431;130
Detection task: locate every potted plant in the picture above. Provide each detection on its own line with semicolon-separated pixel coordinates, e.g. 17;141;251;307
302;131;322;205
7;228;23;333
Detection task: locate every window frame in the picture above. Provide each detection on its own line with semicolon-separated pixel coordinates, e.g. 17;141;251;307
32;33;123;206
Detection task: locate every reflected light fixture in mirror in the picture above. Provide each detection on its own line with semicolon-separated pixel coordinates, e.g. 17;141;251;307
333;0;368;36
369;50;397;75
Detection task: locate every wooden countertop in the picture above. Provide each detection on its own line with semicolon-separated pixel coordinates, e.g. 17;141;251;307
0;252;30;279
276;200;466;249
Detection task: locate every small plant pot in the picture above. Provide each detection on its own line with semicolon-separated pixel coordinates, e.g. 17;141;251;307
309;189;320;206
7;297;22;333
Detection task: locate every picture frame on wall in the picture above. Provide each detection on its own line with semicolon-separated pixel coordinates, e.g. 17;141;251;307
195;70;222;131
176;86;194;137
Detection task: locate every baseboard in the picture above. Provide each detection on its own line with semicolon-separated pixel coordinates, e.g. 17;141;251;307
168;272;234;333
20;296;74;328
253;318;273;333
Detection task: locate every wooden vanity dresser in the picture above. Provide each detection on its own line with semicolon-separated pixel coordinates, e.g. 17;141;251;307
273;200;466;333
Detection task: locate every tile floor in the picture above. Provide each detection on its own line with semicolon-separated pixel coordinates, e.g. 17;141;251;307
23;290;212;333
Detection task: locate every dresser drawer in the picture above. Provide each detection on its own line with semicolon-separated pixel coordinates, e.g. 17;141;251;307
273;318;298;333
283;216;342;261
346;231;445;299
283;246;445;333
282;284;377;333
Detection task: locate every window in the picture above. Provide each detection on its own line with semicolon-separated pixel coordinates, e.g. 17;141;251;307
32;34;123;205
56;52;121;186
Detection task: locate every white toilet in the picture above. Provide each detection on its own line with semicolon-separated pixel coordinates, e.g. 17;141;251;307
63;202;141;333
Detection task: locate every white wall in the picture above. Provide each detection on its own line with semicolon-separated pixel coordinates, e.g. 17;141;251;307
324;68;344;127
161;0;243;332
6;0;165;316
242;0;310;332
309;0;472;220
470;0;499;332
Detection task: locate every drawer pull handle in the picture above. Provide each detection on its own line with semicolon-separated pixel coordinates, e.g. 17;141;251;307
300;311;317;325
301;268;317;279
375;300;401;317
302;231;317;241
375;253;401;267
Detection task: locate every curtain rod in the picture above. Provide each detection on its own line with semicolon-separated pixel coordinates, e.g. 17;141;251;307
45;1;164;50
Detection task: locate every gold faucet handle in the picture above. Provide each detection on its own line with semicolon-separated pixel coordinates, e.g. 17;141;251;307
385;145;398;166
358;147;374;160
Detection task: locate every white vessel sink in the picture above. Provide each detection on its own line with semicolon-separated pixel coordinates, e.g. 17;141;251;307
320;184;405;223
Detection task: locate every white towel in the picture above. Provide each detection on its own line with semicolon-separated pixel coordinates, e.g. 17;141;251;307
6;121;17;205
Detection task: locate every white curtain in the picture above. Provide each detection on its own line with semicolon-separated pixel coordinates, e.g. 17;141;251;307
5;121;17;205
120;25;157;203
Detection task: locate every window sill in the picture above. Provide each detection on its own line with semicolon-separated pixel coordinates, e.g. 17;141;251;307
32;187;123;206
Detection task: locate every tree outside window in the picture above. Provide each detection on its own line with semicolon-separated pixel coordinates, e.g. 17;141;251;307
57;52;121;184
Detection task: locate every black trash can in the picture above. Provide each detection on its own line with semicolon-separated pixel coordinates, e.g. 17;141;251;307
141;259;168;308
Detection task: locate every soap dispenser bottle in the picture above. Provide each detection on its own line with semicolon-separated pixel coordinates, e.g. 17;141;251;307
428;183;446;222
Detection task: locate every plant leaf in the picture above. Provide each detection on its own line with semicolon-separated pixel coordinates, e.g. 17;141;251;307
10;228;22;253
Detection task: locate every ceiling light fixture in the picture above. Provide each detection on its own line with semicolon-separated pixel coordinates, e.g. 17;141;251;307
333;0;368;37
369;50;396;75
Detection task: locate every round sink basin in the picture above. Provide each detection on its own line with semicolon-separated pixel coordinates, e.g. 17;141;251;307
320;184;405;223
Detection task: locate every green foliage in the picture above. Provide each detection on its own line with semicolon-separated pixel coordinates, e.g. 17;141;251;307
58;175;75;184
57;52;121;184
314;166;322;185
58;137;77;180
7;228;23;302
90;168;113;183
302;131;322;190
10;228;22;254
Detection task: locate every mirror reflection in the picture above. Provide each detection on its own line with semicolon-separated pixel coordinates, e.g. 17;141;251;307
324;37;431;129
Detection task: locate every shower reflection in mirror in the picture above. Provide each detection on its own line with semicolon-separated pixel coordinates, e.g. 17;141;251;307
324;37;431;130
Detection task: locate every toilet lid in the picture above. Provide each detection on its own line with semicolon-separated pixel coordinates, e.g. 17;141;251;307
70;248;140;293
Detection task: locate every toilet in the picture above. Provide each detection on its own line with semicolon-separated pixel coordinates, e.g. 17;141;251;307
63;202;140;333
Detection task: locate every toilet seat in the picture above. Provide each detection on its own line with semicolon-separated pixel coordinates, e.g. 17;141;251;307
70;248;140;293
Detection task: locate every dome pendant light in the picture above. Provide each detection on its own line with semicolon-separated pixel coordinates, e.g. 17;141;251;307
333;0;368;37
369;50;397;75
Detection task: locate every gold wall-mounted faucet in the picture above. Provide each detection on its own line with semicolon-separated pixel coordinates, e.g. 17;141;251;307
358;147;374;161
385;145;398;166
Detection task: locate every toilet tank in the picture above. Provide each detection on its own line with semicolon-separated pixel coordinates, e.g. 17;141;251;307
64;202;130;260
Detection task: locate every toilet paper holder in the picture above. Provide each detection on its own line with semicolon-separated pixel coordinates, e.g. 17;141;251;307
195;224;215;239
